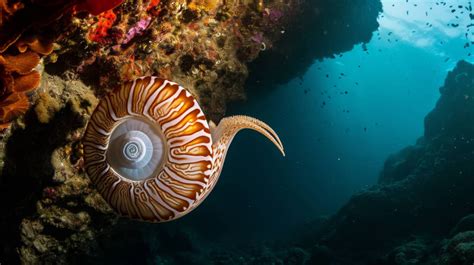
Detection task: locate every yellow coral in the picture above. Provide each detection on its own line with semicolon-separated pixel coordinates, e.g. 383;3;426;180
188;0;221;12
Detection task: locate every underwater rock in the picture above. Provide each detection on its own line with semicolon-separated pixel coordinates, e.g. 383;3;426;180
301;60;474;264
307;245;334;265
439;231;474;265
424;60;474;139
451;214;474;236
247;0;383;87
381;238;430;265
249;246;283;265
73;223;310;265
281;247;310;265
0;72;117;264
378;145;425;184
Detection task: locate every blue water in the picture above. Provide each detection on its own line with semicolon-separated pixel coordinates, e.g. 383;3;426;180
172;0;474;243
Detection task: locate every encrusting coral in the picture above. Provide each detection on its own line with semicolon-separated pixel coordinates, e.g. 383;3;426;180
54;0;294;120
188;0;221;13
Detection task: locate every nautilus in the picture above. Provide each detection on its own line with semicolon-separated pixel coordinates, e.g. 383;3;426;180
82;76;284;222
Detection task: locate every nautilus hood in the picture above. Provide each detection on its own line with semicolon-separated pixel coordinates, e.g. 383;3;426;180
82;76;284;222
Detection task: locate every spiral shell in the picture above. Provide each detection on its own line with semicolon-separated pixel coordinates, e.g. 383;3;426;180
83;76;285;222
83;77;213;222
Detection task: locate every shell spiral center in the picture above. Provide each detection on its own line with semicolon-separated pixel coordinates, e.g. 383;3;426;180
123;141;141;160
119;130;151;166
106;118;165;181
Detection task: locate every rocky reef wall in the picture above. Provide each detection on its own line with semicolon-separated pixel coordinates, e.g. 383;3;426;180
301;60;474;265
0;73;117;264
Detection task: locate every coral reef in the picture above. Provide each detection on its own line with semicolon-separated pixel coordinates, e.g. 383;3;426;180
0;0;386;263
50;0;298;120
0;0;125;130
298;60;474;264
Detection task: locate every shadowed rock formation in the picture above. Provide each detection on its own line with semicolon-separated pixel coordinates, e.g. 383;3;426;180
303;60;474;264
247;0;383;87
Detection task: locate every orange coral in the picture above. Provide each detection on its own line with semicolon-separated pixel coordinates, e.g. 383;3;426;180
0;48;43;128
15;36;54;55
0;51;40;74
0;1;53;129
0;92;29;129
12;71;41;93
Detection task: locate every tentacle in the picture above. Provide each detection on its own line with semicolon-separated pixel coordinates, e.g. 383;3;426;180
208;115;285;187
211;115;285;157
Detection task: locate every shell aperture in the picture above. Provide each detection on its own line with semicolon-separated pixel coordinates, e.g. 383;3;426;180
83;76;284;222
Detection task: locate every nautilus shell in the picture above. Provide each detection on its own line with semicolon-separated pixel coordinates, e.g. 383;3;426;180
83;76;284;222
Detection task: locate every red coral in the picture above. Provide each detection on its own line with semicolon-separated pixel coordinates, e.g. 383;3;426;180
88;10;117;44
147;0;160;11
